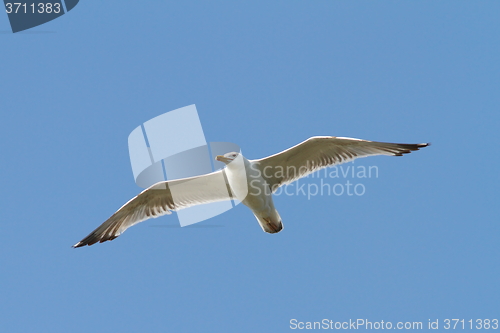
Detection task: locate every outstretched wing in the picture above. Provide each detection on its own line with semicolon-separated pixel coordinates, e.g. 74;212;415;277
254;136;429;191
73;170;233;247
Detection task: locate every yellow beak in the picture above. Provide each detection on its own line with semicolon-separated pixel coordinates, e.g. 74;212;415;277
216;155;231;163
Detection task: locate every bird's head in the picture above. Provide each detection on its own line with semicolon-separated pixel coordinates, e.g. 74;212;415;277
215;152;239;165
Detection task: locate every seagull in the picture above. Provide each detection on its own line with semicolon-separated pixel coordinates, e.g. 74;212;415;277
73;136;429;247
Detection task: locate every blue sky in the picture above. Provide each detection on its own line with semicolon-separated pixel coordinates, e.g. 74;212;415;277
1;1;499;332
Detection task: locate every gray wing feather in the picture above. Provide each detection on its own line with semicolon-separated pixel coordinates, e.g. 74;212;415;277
254;136;429;191
73;170;233;247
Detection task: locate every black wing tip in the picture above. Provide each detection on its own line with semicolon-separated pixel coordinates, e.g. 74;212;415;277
392;142;430;156
72;240;96;248
407;142;430;150
72;235;119;248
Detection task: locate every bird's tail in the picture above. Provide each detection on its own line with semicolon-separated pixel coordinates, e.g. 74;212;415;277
255;212;283;234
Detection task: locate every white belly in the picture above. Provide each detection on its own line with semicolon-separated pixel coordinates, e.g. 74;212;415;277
224;155;283;233
225;158;273;213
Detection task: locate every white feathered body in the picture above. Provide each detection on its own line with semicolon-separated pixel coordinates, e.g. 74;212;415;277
73;136;428;247
224;155;283;233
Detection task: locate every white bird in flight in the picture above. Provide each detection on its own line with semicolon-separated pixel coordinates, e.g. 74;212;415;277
73;136;429;247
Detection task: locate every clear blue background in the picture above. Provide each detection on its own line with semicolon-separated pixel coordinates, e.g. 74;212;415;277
1;1;499;332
